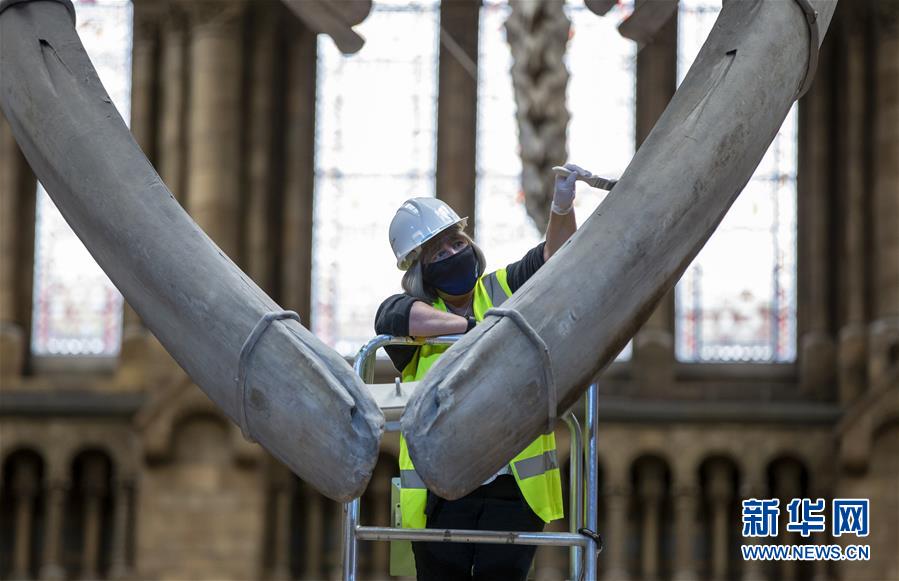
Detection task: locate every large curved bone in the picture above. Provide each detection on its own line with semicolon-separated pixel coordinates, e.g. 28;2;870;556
403;0;837;500
0;0;383;502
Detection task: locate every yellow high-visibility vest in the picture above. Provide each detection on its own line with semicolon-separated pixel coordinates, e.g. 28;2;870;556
398;268;564;529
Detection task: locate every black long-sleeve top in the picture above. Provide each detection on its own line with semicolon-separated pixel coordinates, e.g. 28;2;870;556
374;242;547;371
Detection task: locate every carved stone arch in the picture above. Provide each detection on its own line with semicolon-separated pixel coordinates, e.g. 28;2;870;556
766;454;810;501
65;442;120;482
697;453;743;489
763;449;814;484
170;410;232;465
629;448;676;477
0;447;46;580
838;379;899;473
0;440;49;481
138;379;245;464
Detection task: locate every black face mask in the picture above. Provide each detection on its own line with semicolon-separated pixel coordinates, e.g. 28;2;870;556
423;245;479;295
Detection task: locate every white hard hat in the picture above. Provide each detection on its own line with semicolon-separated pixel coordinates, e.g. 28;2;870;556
389;197;468;270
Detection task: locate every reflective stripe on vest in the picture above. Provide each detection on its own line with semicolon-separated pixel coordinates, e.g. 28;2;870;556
514;450;559;479
397;267;564;528
401;469;426;490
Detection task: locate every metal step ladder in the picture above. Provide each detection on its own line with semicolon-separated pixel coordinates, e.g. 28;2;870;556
341;334;602;581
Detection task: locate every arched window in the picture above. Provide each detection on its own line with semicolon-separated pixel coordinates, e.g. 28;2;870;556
476;0;636;358
312;0;440;355
674;0;798;363
31;0;133;359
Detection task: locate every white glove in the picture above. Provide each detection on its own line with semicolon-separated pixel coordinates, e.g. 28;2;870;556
552;163;592;215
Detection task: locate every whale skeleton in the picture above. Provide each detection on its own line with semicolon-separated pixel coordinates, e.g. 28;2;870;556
0;0;838;504
0;0;383;502
403;0;837;500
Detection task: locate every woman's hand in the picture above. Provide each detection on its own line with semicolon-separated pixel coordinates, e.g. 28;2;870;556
551;162;592;215
408;301;470;336
545;163;584;260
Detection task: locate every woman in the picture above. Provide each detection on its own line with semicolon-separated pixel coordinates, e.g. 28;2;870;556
375;163;590;581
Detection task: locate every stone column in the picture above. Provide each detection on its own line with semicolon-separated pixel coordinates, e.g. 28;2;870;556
184;0;246;261
158;2;189;202
810;482;831;581
633;11;677;388
327;499;343;580
108;480;133;580
80;457;108;580
797;36;836;398
40;477;68;581
671;484;698;581
370;467;391;578
245;2;280;296
281;18;317;319
269;473;294;581
837;4;870;405
739;469;767;581
869;1;899;387
131;0;160;163
0;114;36;380
10;456;39;580
303;485;324;580
708;462;733;581
603;479;631;581
775;463;802;581
435;0;478;236
638;462;665;581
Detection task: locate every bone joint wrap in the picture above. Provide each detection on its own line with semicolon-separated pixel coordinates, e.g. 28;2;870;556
792;0;833;98
0;0;384;501
402;0;838;501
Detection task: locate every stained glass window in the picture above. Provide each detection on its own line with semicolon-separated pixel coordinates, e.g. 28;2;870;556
31;0;133;357
476;0;636;359
312;0;440;356
674;0;798;362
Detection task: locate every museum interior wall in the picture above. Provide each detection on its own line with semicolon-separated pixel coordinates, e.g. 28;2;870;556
0;0;897;579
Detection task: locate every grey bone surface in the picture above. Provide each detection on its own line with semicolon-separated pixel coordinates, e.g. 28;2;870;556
403;0;836;500
0;0;383;502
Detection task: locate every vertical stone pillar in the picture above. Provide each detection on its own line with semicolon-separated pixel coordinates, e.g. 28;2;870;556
869;1;899;387
739;469;767;581
708;462;733;581
80;457;108;580
109;480;133;580
604;478;631;581
40;477;68;581
798;36;836;398
837;4;870;405
0;114;36;380
158;1;189;202
672;484;698;581
370;466;391;578
303;485;324;580
245;2;280;296
281;17;317;319
184;0;246;260
775;463;802;581
11;457;39;580
638;462;665;581
435;0;478;236
327;500;343;579
633;12;677;388
810;482;831;581
131;0;161;165
270;473;293;581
